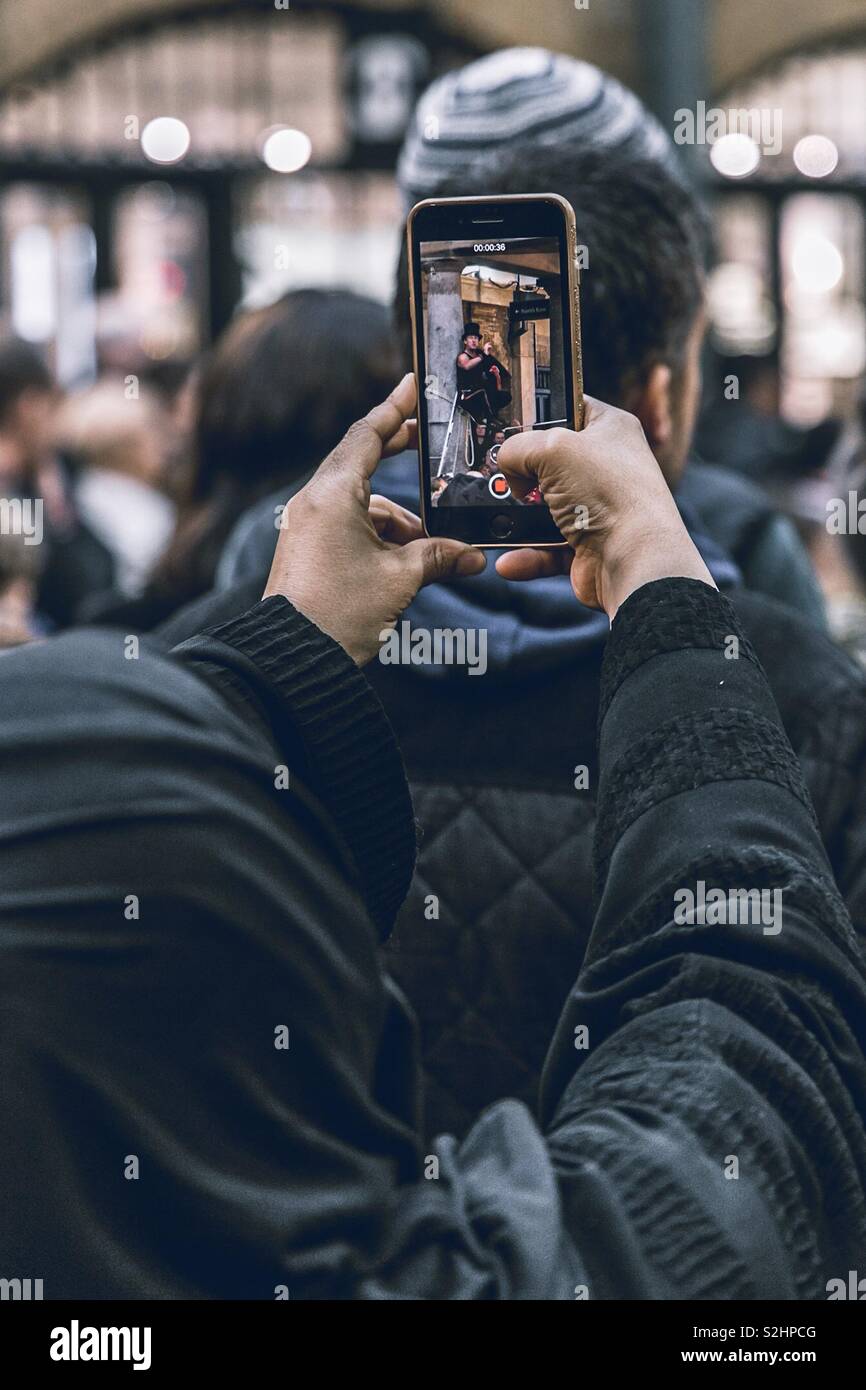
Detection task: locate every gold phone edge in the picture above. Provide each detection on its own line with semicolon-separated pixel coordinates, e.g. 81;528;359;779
407;193;583;549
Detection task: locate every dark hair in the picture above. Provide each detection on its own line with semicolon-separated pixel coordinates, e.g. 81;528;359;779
0;338;53;425
396;144;708;405
149;288;399;609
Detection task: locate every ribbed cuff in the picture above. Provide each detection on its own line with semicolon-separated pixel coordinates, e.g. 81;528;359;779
188;596;416;938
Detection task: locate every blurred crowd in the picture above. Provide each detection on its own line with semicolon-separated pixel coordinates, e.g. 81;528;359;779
0;287;400;642
5;304;866;661
3;177;866;669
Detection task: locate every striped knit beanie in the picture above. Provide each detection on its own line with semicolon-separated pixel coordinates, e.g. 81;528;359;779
397;46;683;208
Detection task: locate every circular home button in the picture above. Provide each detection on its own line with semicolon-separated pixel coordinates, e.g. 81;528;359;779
490;513;515;541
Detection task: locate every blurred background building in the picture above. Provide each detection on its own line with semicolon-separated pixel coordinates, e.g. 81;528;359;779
0;0;865;425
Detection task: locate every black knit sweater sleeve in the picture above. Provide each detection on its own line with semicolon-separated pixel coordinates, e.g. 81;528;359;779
539;578;866;1299
171;595;417;937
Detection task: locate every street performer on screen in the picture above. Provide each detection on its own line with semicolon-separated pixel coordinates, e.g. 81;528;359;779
455;322;512;466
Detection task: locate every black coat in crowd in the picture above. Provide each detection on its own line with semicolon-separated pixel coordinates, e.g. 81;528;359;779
1;580;865;1297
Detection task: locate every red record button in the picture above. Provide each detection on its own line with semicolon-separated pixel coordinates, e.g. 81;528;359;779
488;472;511;500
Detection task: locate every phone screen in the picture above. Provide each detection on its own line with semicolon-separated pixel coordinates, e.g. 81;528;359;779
414;222;578;544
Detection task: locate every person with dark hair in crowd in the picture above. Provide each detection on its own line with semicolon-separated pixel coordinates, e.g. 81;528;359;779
56;378;177;600
85;287;402;629
1;377;866;1299
0;337;114;628
169;50;866;1143
0;527;42;649
780;389;866;669
219;51;827;619
0;336;54;481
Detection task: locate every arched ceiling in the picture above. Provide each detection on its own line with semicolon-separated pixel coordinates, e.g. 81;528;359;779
0;0;631;90
0;0;865;96
0;0;211;86
712;0;866;89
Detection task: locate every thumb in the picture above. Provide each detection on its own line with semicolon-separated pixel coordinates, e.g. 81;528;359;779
497;395;607;483
403;537;486;589
319;373;417;485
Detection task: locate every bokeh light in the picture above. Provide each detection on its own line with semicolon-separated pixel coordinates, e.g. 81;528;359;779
792;234;844;293
261;127;312;174
793;134;839;179
141;116;190;165
710;132;761;178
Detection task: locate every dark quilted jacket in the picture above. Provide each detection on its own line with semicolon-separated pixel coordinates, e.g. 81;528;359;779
367;587;866;1139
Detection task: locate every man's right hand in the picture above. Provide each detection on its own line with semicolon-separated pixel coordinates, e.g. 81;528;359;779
495;396;716;620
